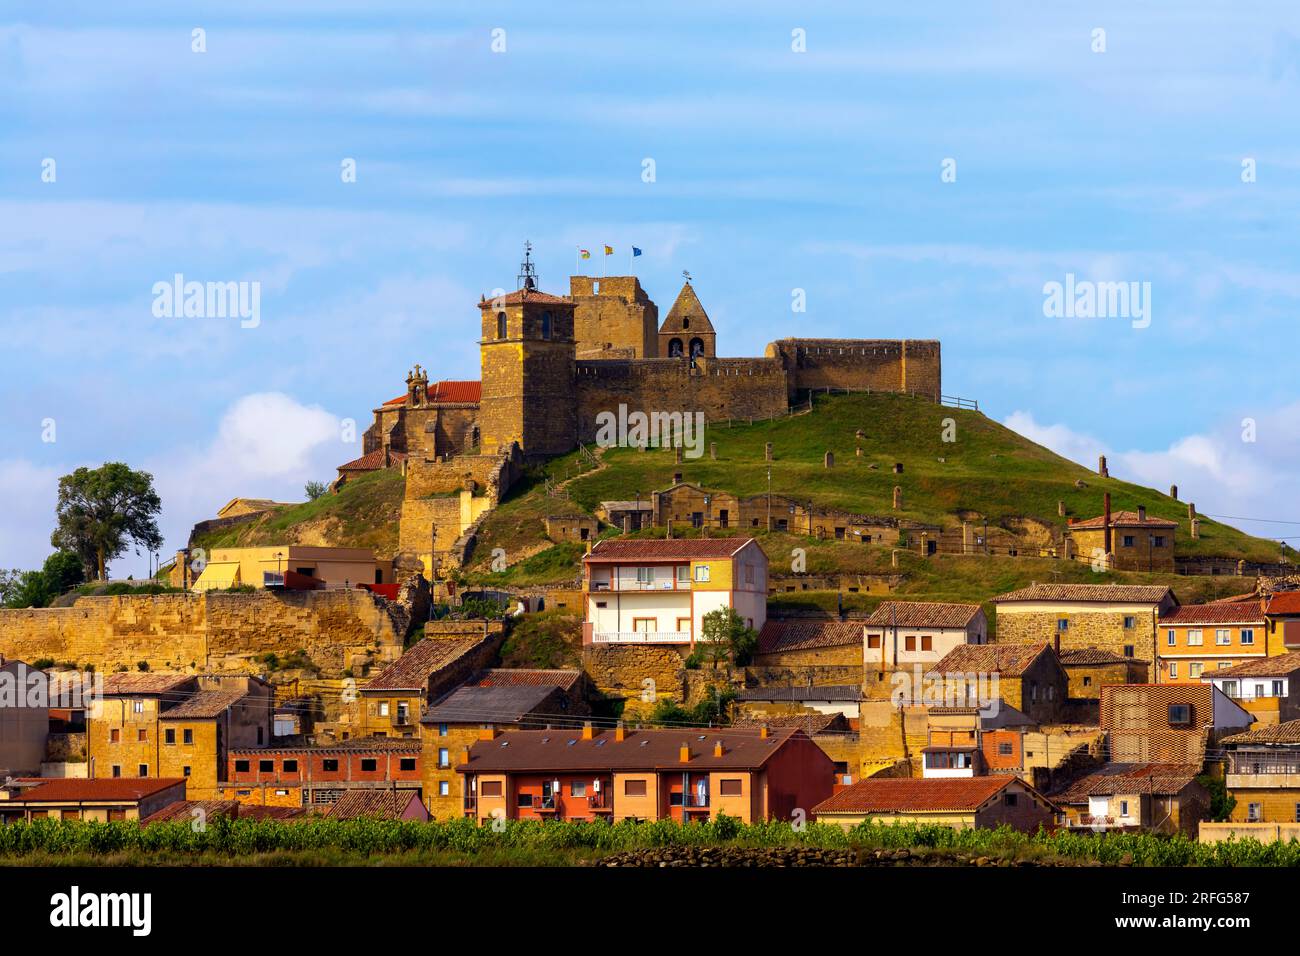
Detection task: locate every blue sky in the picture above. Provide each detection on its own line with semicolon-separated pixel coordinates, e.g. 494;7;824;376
3;1;1300;576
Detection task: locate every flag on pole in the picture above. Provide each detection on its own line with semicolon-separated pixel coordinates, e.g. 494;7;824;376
579;249;591;259
632;246;642;257
604;244;614;255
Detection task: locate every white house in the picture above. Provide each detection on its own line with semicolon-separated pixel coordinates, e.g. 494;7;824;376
862;601;987;669
582;537;767;646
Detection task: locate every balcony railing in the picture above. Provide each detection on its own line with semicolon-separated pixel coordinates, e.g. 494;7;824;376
590;580;686;592
591;631;692;644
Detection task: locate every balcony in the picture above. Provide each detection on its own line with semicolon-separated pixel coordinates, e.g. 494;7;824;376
590;580;686;593
591;631;692;644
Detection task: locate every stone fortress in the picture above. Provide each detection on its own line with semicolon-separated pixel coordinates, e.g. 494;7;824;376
338;245;943;574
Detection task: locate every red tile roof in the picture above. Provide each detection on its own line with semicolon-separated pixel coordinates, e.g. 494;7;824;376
325;790;427;820
474;668;583;691
862;601;983;629
992;583;1174;604
584;537;756;562
1070;510;1178;530
337;448;408;472
140;799;302;825
1201;652;1300;680
102;673;195;697
1161;602;1264;625
382;380;482;406
932;642;1053;677
1222;720;1300;745
1052;763;1202;803
160;690;247;719
757;619;863;655
8;778;186;803
361;637;487;692
732;713;849;735
478;288;573;307
1059;647;1139;666
461;727;800;773
1266;592;1300;616
813;776;1023;815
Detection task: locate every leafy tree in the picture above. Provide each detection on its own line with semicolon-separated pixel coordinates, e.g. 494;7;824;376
2;570;52;609
0;551;86;609
304;480;328;501
41;550;86;596
699;607;759;667
51;463;163;580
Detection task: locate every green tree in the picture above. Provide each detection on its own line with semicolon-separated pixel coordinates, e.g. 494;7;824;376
304;480;328;501
51;463;163;580
41;550;86;596
699;607;758;668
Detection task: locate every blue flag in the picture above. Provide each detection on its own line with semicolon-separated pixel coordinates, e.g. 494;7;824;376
632;246;642;256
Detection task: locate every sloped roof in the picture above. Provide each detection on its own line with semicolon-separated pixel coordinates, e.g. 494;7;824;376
325;789;425;820
362;637;486;692
160;690;246;720
1051;763;1203;803
421;684;564;725
461;727;801;773
383;380;482;406
1059;647;1139;666
141;800;302;825
992;584;1174;604
337;448;408;472
474;668;583;691
1266;592;1300;616
659;281;713;334
932;642;1053;677
1161;602;1264;625
1221;720;1300;745
757;620;863;655
102;673;195;697
732;713;849;735
1202;652;1300;680
862;601;982;629
584;537;755;562
478;288;573;307
1071;510;1178;530
8;778;186;803
735;685;860;703
813;776;1026;815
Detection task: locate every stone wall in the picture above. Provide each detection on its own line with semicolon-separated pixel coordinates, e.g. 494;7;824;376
0;591;408;678
766;339;942;401
570;276;659;359
581;644;688;718
995;610;1160;665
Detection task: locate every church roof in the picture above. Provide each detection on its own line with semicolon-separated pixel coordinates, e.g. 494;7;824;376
382;380;481;406
478;288;572;307
659;281;713;334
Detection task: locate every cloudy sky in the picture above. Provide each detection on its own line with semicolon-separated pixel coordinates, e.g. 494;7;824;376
3;2;1300;577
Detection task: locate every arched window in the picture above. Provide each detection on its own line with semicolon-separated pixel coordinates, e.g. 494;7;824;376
496;312;507;340
682;317;690;330
541;311;552;339
689;337;705;358
668;338;684;357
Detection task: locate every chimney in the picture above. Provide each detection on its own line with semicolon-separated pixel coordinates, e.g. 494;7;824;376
678;742;691;763
1103;492;1112;555
478;724;498;741
713;740;725;758
759;723;769;740
614;720;625;742
581;721;595;740
1137;505;1146;522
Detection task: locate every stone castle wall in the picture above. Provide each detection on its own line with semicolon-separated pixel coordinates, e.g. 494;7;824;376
766;339;942;401
570;276;659;359
0;591;407;677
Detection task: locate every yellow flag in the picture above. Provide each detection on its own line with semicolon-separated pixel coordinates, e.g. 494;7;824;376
604;245;614;255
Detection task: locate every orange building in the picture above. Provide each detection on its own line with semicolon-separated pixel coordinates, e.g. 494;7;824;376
458;723;833;824
1159;602;1267;683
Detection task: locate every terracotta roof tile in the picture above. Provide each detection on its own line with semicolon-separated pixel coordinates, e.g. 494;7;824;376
421;684;566;725
324;790;425;820
337;448;408;472
160;690;246;719
812;776;1020;815
362;637;486;692
478;288;573;307
735;685;860;703
933;642;1052;677
1070;510;1178;530
1161;602;1264;625
732;713;849;735
1222;720;1300;745
230;737;419;756
757;620;862;655
1266;592;1300;616
102;673;195;697
1059;648;1138;666
862;601;982;629
584;537;756;562
1052;763;1202;803
1201;652;1300;680
474;668;582;691
461;727;799;773
992;583;1174;604
382;380;482;406
8;778;186;803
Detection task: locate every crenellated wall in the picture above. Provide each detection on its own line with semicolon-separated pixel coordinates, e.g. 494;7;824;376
766;338;942;401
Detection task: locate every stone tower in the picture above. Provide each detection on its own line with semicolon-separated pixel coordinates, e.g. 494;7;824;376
478;245;577;459
658;277;716;360
568;276;660;358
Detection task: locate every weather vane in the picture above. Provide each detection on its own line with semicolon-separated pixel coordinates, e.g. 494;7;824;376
682;269;692;283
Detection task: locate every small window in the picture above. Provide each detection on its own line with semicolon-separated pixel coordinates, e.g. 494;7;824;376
997;742;1014;756
1083;676;1093;687
905;636;916;651
719;779;743;796
1168;703;1191;725
1248;803;1263;822
867;634;881;649
322;759;338;772
1167;629;1176;646
496;312;507;339
183;766;191;777
1004;792;1017;806
1188;629;1203;646
624;779;648;797
1056;619;1069;633
570;781;587;797
921;636;933;651
361;758;378;772
110;728;120;743
137;729;147;742
1120;800;1130;817
1169;661;1178;679
111;765;121;778
693;565;710;583
1273;681;1284;698
1294;803;1300;824
132;700;144;714
1122;535;1135;548
138;764;148;777
234;759;250;773
517;793;534;808
480;780;503;797
1123;645;1134;658
259;760;274;772
439;723;448;737
183;729;193;745
1189;662;1203;678
379;702;390;717
439;781;450;797
400;757;416;772
164;729;175;745
1123;616;1136;629
1216;629;1231;646
541;311;552;339
283;760;299;773
438;748;450;768
1242;629;1255;646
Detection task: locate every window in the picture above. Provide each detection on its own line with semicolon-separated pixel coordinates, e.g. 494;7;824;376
1168;703;1191;725
110;728;120;743
745;564;754;584
1004;793;1017;806
1123;616;1136;629
905;636;916;651
1248;803;1263;822
1120;800;1130;817
635;566;653;585
867;634;882;649
1082;675;1093;687
438;748;449;768
570;781;587;797
259;760;274;772
235;760;250;773
624;779;647;796
283;760;299;773
1189;662;1203;678
1154;536;1166;547
111;765;121;778
165;729;175;745
400;758;416;772
183;766;191;777
439;781;450;797
997;742;1014;756
1187;629;1203;646
496;312;507;339
361;758;377;772
1241;629;1255;646
183;729;193;745
138;764;148;777
719;779;743;796
676;565;690;586
137;729;147;742
1122;535;1135;548
693;565;710;583
322;759;338;772
480;780;503;797
541;311;552;339
438;723;448;737
1274;681;1285;698
1294;803;1300;824
1123;645;1134;658
1169;662;1178;679
1222;680;1239;698
1216;629;1231;646
1167;629;1176;646
921;636;933;651
379;702;390;717
1056;619;1069;632
132;700;144;714
517;793;534;808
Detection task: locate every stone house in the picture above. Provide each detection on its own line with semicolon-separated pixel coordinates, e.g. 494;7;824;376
1067;503;1178;571
1058;647;1149;700
927;642;1068;724
752;619;864;668
1052;763;1207;834
862;601;987;673
812;775;1058;832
